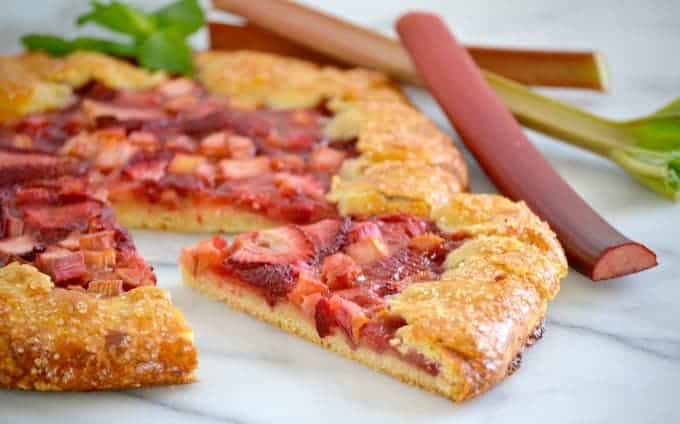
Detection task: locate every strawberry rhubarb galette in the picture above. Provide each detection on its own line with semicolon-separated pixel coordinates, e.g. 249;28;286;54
0;49;566;399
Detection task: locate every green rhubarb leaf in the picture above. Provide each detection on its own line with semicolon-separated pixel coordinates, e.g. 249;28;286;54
153;0;204;37
77;1;156;37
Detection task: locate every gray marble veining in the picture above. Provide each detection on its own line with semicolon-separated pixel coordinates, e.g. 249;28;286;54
1;1;678;423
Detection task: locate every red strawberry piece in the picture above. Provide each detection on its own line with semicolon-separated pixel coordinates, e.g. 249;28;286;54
345;237;390;265
229;225;313;265
362;248;435;282
165;134;197;153
226;135;256;159
314;296;336;338
270;154;305;173
308;146;346;173
328;295;368;343
333;286;384;309
218;157;270;180
36;248;87;284
128;131;160;150
359;315;407;353
286;266;328;307
348;221;383;244
379;214;430;250
321;253;362;290
300;218;349;258
22;201;102;233
234;263;298;302
272;173;324;199
199;132;230;157
157;78;197;98
0;235;41;256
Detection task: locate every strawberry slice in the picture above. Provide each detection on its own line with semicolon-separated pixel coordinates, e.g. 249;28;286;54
348;221;383;244
0;151;60;186
321;253;362;290
360;315;407;353
329;294;369;343
300;218;349;259
123;154;169;181
308;146;346;173
229;225;313;265
234;263;298;302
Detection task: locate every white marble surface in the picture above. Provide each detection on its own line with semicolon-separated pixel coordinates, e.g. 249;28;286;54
2;1;679;423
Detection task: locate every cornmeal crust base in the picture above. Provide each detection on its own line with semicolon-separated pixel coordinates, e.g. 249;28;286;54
0;263;197;391
112;198;282;233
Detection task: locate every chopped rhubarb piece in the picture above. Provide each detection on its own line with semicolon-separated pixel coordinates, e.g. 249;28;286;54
36;248;87;283
3;212;24;238
115;267;151;289
321;253;362;290
218;157;270;179
79;230;116;250
22;201;101;233
334;286;384;309
345;237;390;265
408;233;445;252
83;248;117;271
226;135;256;159
286;267;328;306
308;146;346;173
165;134;197;153
0;151;60;186
0;235;40;256
199;132;230;157
87;279;124;296
195;162;217;183
270;154;305;173
168;154;206;174
57;177;88;202
128;131;160;150
164;94;200;113
95;141;139;171
230;225;313;264
123;155;169;181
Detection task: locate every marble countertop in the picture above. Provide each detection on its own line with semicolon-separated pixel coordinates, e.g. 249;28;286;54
2;1;679;423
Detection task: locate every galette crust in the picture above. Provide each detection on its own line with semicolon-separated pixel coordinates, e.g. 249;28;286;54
0;263;197;390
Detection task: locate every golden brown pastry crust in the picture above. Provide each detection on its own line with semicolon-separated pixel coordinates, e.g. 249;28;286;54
0;263;197;390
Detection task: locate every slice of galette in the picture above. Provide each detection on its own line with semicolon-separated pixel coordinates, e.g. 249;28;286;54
0;152;197;390
181;193;567;402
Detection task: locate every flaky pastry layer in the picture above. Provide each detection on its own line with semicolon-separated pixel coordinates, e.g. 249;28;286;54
0;263;197;390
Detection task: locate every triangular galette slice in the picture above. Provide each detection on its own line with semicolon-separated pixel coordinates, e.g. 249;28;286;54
181;193;566;402
0;152;197;390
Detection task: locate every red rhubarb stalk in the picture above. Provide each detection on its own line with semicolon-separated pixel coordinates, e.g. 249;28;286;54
396;12;656;280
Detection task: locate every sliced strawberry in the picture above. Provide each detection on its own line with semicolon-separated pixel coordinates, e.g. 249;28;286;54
229;225;313;265
308;146;346;173
359;315;407;353
0;235;41;256
112;90;161;108
348;221;383;244
314;296;336;338
165;134;197;153
334;286;384;309
36;248;87;284
234;263;298;301
362;248;437;282
22;201;101;233
329;294;369;343
199;132;230;157
218;157;270;180
299;218;349;258
157;78;197;98
379;214;430;250
345;237;390;265
128;131;160;150
321;253;362;290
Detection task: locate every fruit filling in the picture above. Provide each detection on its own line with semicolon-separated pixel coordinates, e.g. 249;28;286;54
1;79;354;224
183;214;467;375
0;170;155;295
